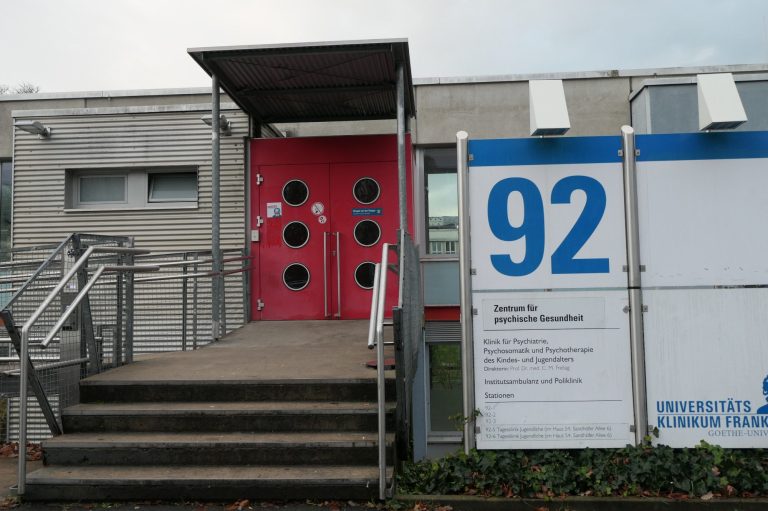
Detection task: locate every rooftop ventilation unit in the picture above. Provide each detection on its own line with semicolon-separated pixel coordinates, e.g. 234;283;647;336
529;79;570;136
697;73;747;131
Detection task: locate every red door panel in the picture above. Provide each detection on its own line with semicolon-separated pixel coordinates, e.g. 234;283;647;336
254;164;330;320
330;162;399;319
250;135;412;322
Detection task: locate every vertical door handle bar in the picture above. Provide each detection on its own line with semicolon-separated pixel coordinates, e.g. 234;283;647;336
335;232;341;318
323;232;329;318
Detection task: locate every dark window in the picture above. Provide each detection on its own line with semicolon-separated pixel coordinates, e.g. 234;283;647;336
353;177;380;204
283;221;310;249
354;262;376;289
282;180;309;206
283;263;310;290
354;220;381;247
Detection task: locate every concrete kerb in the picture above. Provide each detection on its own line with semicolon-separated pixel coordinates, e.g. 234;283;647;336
394;494;768;511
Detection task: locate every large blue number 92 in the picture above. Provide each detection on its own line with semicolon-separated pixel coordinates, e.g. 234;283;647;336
487;175;609;276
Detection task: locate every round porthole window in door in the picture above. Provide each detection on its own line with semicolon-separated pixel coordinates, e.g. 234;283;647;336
354;262;377;289
282;221;310;249
282;179;309;206
283;263;310;291
354;220;381;247
353;177;380;205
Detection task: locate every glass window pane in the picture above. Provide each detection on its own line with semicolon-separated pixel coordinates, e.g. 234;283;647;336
429;343;463;432
79;176;125;203
149;172;197;201
0;161;11;261
425;148;459;255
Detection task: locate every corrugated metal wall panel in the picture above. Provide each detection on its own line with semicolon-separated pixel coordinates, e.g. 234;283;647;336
424;321;461;343
8;395;60;442
11;107;248;252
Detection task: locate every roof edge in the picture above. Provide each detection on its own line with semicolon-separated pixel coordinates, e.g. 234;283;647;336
12;102;241;118
0;87;215;103
187;38;409;55
412;63;768;86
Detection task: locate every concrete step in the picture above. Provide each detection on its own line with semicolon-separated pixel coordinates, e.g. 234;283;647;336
80;378;396;403
43;431;394;466
62;401;396;433
24;464;391;501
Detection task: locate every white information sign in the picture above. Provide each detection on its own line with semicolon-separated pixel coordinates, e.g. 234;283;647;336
467;137;634;449
636;132;768;447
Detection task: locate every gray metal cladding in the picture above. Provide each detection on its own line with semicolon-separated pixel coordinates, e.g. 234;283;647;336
11;106;248;252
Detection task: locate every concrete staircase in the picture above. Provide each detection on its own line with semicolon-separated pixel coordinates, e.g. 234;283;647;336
25;378;395;500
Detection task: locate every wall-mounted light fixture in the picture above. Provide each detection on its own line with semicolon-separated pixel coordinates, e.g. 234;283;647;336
201;114;232;136
529;79;570;136
14;120;51;138
697;73;747;130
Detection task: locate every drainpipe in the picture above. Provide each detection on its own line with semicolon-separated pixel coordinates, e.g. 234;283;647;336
212;74;222;340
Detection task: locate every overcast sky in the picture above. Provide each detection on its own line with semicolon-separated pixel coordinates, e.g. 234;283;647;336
2;0;767;93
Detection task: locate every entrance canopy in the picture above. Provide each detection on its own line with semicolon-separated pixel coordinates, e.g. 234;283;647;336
188;39;415;124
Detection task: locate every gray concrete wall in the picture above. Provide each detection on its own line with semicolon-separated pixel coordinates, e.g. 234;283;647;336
633;80;768;134
412;77;632;144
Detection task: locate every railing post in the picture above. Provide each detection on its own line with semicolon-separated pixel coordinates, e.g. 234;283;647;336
181;252;188;351
241;249;248;324
221;261;227;336
192;257;199;350
376;244;389;500
115;252;123;367
125;237;135;364
18;326;27;494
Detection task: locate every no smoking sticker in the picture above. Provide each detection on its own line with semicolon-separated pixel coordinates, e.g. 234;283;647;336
311;202;325;216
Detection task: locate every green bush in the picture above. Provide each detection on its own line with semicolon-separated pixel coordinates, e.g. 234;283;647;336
397;441;768;498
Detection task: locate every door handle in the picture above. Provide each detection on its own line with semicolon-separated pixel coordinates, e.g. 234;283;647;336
323;232;329;318
335;232;341;318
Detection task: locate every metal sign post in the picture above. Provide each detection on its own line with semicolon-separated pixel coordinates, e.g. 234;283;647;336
457;130;476;453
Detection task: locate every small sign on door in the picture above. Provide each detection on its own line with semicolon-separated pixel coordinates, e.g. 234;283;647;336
267;202;282;218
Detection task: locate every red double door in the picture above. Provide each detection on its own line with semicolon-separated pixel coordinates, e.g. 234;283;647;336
250;135;411;320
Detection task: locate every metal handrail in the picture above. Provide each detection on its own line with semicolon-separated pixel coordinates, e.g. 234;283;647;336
362;242;398;499
3;234;75;310
367;264;381;349
375;243;389;501
16;244;148;494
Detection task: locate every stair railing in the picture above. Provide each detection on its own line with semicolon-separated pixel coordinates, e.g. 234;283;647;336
15;245;153;494
367;231;423;501
370;242;390;500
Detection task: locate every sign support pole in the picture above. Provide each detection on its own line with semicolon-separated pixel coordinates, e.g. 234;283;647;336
457;130;476;453
621;125;648;444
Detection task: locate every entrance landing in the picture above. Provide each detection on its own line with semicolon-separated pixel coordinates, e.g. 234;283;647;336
87;320;392;382
27;320;396;500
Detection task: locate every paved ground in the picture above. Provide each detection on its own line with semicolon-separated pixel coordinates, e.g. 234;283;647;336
0;321;394;509
86;321;393;382
0;454;385;509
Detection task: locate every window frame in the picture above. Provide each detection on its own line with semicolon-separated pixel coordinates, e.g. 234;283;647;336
425;338;464;440
418;146;460;261
76;174;128;206
66;167;198;211
147;171;198;203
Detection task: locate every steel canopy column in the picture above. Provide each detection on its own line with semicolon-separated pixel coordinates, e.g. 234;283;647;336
396;63;407;233
211;74;222;340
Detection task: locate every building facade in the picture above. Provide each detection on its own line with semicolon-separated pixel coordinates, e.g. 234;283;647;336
2;61;768;457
